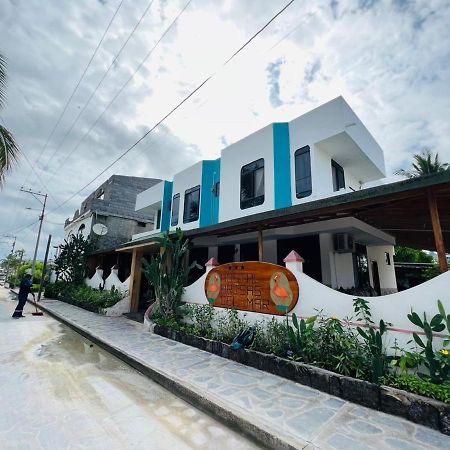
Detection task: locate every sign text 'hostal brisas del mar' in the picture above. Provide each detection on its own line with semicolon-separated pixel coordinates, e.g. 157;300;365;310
204;262;299;315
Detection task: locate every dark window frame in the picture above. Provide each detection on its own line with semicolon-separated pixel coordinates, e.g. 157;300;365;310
240;158;265;210
156;209;162;229
183;186;200;223
295;146;312;198
331;159;345;192
171;193;180;226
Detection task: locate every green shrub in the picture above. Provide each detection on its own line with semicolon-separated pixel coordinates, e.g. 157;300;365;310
213;309;249;344
381;374;450;404
44;282;123;313
407;300;450;384
253;317;290;356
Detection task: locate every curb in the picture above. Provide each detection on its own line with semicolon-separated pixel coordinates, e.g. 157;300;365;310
21;297;305;450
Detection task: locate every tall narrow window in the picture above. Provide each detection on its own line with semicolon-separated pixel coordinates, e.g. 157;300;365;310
183;186;200;223
156;209;161;229
295;146;312;198
240;158;265;209
331;160;345;191
171;193;180;226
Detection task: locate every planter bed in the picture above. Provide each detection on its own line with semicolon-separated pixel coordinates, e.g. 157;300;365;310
153;324;450;435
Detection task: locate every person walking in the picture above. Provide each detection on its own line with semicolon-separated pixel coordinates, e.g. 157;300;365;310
12;274;35;318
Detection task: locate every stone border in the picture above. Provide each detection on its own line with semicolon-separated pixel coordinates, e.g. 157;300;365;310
153;324;450;435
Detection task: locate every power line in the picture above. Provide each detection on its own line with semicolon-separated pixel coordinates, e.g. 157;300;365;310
43;0;155;180
24;0;124;184
47;0;193;183
48;0;295;214
0;219;40;236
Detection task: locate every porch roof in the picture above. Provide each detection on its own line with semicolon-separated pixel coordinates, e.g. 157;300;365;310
116;171;450;252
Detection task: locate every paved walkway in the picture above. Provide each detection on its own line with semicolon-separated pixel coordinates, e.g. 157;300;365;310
0;290;259;450
27;296;450;449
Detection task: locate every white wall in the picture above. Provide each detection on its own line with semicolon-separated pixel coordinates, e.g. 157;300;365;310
367;245;397;293
289;96;385;206
64;214;93;240
219;124;275;222
170;161;203;232
182;263;450;351
135;181;164;213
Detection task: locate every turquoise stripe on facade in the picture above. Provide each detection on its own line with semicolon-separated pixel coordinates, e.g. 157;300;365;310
273;123;292;209
200;159;221;228
161;181;173;232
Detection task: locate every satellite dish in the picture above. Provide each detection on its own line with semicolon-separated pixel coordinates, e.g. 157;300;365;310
92;223;108;236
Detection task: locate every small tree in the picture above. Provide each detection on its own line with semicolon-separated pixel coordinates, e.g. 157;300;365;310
141;228;199;319
54;234;94;285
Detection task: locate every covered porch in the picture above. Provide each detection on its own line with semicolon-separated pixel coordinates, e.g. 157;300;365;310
117;172;450;312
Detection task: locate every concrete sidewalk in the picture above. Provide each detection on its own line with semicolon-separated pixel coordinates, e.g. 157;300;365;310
32;298;449;450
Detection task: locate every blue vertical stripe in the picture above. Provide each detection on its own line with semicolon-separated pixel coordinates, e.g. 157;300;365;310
161;181;173;232
273;123;292;209
200;159;221;227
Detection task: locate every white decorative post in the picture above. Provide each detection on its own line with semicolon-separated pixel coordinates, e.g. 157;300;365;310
283;250;305;273
205;257;219;273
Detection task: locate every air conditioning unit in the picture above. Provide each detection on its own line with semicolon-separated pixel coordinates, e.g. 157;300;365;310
334;233;355;253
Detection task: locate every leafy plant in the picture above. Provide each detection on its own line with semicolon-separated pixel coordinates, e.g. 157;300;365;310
287;313;316;359
381;374;450;404
44;281;123;313
408;300;450;384
214;309;249;344
390;340;424;376
54;234;94;285
354;297;391;383
253;317;290;356
141;229;200;319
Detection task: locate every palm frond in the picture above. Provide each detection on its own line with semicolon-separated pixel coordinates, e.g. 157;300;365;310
0;124;20;186
0;53;7;110
395;149;449;178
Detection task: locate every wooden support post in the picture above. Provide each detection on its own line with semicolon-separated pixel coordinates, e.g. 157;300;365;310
258;229;263;262
129;248;144;312
427;189;448;273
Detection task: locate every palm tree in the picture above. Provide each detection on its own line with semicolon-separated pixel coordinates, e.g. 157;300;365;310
395;149;449;178
0;53;20;186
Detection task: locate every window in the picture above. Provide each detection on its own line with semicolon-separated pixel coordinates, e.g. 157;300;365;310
295;146;312;198
96;189;105;200
171;194;180;226
331;160;345;192
385;252;391;265
240;158;265;209
214;181;220;197
156;209;161;229
183;186;200;223
78;224;85;234
137;221;146;228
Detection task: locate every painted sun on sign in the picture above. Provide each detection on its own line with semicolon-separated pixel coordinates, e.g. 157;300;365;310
269;271;294;312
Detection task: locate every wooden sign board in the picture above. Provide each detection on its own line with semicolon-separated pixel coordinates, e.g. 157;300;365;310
204;261;299;315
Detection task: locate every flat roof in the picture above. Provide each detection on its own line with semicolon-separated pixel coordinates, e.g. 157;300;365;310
116;171;450;252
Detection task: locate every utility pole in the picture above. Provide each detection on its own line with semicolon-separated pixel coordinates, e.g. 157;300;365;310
37;234;51;302
21;188;48;281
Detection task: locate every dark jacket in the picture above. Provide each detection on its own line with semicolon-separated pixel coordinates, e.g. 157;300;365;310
18;278;33;299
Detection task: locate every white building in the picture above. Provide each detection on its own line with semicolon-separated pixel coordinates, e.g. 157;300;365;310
130;97;398;294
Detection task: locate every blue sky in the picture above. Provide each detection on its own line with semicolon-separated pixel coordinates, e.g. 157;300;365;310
0;0;449;259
